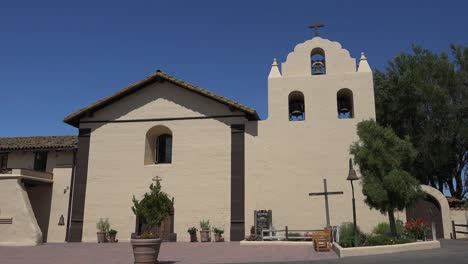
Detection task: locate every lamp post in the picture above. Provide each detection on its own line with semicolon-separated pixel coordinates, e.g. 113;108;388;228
346;158;359;247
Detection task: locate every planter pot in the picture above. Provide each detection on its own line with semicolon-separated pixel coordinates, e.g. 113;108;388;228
215;234;224;242
189;233;198;242
131;238;162;264
200;230;211;242
97;231;107;243
109;233;117;243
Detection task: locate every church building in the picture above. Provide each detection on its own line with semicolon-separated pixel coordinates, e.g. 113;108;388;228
0;34;456;245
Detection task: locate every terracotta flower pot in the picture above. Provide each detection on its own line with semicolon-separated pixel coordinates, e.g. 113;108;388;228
131;238;162;264
189;233;198;242
109;233;117;243
200;230;211;242
97;231;107;243
214;234;224;242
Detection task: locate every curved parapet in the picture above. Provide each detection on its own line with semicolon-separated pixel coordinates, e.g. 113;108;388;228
281;37;357;77
420;185;451;238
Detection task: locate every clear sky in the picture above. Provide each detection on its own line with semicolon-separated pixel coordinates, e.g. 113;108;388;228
1;0;467;136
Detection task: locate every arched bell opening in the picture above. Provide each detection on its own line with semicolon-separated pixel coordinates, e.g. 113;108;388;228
288;91;305;121
337;88;354;119
311;48;326;75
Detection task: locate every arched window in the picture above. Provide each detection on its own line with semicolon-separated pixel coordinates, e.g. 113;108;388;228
311;48;326;75
288;91;305;121
156;134;172;164
144;126;173;165
337;88;354;119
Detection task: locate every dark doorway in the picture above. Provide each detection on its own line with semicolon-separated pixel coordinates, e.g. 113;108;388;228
406;195;444;239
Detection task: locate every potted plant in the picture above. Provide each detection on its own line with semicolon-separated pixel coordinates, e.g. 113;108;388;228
199;220;211;242
96;218;110;243
187;227;198;242
131;177;173;264
213;227;224;242
108;229;118;243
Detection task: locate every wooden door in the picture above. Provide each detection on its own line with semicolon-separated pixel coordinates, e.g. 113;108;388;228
406;196;443;239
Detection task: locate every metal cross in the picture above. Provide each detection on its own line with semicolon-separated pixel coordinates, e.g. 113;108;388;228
308;19;325;37
309;179;343;226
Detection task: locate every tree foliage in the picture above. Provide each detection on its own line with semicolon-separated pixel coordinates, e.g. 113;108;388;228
350;120;422;237
132;178;173;237
374;45;468;199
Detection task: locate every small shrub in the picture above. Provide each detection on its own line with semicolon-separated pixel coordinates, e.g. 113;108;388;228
200;219;210;231
187;227;198;235
287;232;302;241
108;229;118;236
250;225;255;235
339;222;364;248
372;220;404;236
245;234;261;241
96;218;110;232
363;235;415;246
213;227;224;235
405;218;429;240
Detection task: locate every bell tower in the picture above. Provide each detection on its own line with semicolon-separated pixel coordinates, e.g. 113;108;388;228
266;29;374;123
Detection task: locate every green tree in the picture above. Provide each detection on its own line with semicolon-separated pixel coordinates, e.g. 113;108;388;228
374;45;468;199
132;177;173;237
350;120;422;237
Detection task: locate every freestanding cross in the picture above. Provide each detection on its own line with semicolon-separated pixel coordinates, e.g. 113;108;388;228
309;179;343;226
308;19;325;37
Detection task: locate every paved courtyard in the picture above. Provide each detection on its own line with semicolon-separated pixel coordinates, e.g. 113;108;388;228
0;241;336;264
0;239;466;264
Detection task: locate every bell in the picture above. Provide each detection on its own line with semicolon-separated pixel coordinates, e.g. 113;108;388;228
58;214;65;226
289;101;304;117
311;61;324;75
338;98;350;114
347;158;359;181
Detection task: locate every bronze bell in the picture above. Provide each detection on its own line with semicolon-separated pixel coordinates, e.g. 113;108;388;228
58;214;65;226
338;97;351;114
289;101;304;117
311;61;324;75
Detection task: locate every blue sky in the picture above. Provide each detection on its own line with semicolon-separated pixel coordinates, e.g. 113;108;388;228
1;0;467;136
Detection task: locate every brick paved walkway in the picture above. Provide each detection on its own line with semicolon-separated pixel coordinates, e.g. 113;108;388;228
0;242;337;264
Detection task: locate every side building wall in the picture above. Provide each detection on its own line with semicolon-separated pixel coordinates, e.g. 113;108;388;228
2;150;74;243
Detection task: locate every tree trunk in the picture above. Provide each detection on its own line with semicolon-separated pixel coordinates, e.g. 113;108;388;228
437;175;444;193
388;210;398;238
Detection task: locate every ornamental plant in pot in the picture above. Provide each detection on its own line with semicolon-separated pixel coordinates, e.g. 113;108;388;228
108;229;118;243
199;220;211;242
213;227;224;242
187;227;198;242
96;218;110;243
131;177;173;264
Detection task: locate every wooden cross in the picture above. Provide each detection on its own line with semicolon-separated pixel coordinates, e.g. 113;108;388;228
309;179;343;226
308;19;325;37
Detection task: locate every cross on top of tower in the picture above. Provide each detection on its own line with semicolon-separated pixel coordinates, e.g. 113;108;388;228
308;19;325;37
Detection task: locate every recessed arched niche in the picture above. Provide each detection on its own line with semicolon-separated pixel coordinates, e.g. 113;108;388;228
144;125;173;165
337;88;354;119
288;91;305;121
311;48;326;75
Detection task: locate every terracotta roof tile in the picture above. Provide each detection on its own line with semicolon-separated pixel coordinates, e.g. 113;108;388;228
63;70;259;127
0;136;77;151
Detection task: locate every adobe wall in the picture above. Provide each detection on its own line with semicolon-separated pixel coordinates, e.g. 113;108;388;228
79;80;247;242
0;179;42;246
